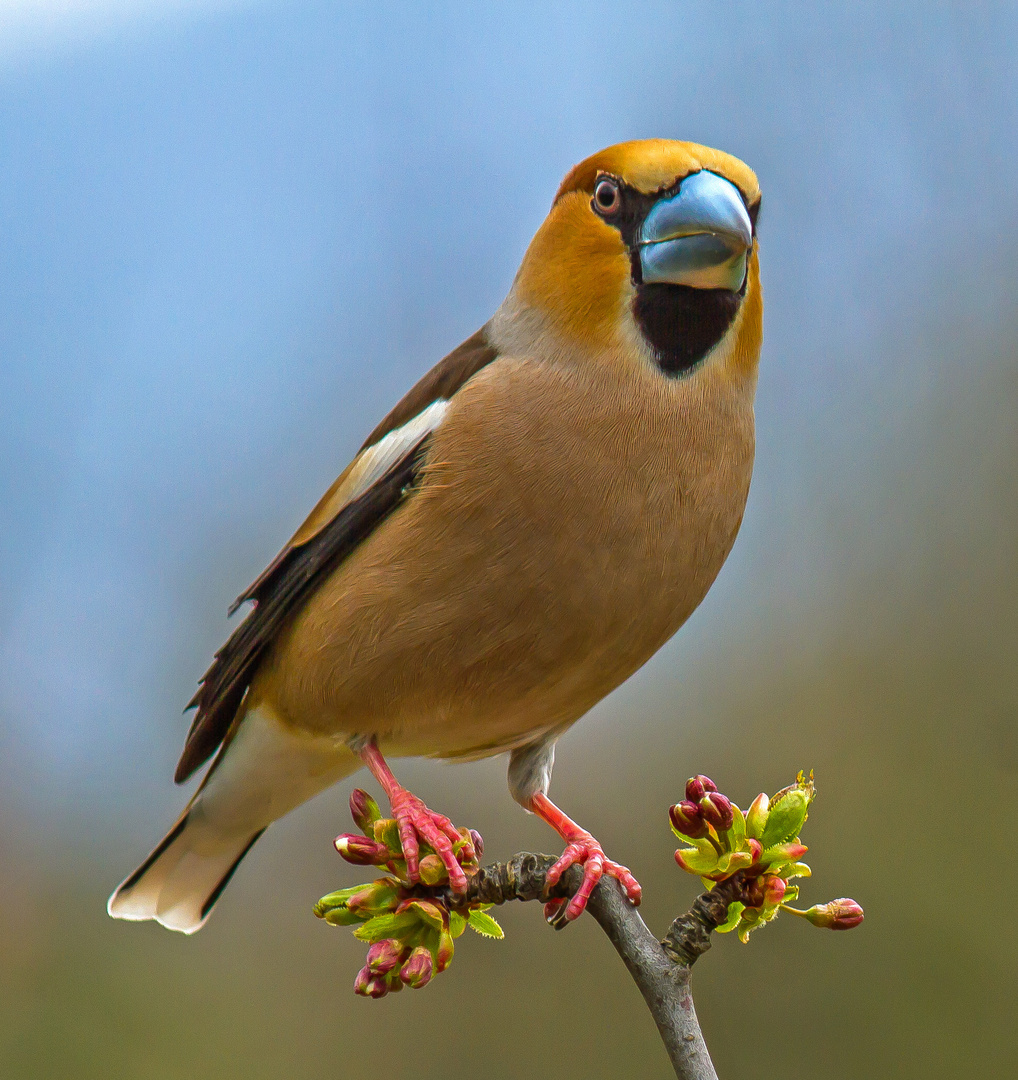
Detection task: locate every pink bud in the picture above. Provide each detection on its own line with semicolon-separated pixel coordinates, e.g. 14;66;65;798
747;838;763;864
469;829;485;859
763;875;787;905
334;833;391;865
807;898;863;933
399;945;434;989
685;774;717;801
366;938;405;974
349;788;381;835
670;801;708;838
700;792;734;832
353;966;389;998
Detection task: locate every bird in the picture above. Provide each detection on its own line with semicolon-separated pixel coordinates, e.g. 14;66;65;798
108;138;762;934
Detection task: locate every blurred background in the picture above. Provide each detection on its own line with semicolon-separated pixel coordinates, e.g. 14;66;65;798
2;2;1016;1077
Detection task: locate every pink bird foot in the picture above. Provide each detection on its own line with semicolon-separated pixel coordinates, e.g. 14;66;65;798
356;738;475;893
531;792;642;923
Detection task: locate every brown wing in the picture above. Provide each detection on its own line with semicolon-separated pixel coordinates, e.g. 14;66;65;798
174;326;499;784
357;327;497;453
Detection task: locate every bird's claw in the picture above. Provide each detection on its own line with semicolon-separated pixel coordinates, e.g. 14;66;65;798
543;833;642;923
388;788;473;893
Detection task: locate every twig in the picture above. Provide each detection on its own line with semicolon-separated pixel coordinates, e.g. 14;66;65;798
444;854;743;1080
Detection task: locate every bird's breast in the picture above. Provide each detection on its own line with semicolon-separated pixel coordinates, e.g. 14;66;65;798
262;351;755;756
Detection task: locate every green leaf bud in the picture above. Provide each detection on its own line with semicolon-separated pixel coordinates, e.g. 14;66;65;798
372;818;402;855
674;846;720;876
346;879;400;916
760;841;808;872
760;789;809;847
323;906;367;927
418;854;448;886
435;925;455;972
403;898;448;932
352;910;421;943
745;792;769;839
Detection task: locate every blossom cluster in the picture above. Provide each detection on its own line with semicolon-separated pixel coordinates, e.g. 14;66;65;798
314;790;502;998
670;771;863;942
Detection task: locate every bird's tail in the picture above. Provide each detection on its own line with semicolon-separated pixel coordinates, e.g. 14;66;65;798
108;703;361;933
107;806;266;934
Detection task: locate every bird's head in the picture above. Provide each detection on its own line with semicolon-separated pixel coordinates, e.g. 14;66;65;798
510;139;762;378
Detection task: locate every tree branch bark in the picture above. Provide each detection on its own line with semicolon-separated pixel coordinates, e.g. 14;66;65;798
445;854;743;1080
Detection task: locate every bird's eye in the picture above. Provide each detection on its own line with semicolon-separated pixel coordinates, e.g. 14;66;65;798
593;177;621;214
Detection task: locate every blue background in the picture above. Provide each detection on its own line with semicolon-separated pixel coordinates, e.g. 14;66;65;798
1;4;1016;1077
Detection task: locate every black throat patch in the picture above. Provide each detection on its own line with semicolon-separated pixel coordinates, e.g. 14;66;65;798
631;282;745;377
592;174;757;378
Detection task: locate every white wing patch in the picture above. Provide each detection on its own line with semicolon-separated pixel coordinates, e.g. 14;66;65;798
334;398;450;510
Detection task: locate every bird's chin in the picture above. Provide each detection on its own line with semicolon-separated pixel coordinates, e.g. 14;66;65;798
632;281;744;378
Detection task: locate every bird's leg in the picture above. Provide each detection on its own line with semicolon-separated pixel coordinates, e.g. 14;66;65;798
530;791;642;923
355;738;473;893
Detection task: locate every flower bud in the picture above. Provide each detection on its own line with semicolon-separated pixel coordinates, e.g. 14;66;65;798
469;829;485;859
400;945;434;989
746;838;763;865
349;788;381;835
762;875;787;905
801;898;864;930
669;800;708;839
685;774;718;802
745;792;769;839
353;966;389;998
700;791;734;832
334;833;391;865
366;938;405;974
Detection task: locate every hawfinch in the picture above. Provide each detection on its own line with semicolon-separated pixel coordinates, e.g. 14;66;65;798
109;139;762;933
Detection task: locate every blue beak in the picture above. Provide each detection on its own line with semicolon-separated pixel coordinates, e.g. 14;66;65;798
638;171;752;291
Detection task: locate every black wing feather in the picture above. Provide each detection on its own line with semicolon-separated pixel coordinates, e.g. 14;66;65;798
174;436;431;783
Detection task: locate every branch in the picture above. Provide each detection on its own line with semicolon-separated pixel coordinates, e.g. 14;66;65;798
450;853;743;1080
